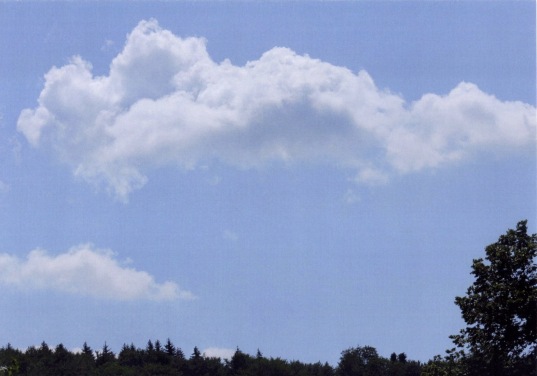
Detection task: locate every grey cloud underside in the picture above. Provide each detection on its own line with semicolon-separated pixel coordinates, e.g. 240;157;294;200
17;19;536;200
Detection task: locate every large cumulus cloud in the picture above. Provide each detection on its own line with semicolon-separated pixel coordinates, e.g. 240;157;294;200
17;19;536;200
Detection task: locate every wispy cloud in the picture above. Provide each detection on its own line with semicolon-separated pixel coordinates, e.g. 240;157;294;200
0;180;10;194
17;19;536;201
0;244;194;301
223;230;239;242
343;189;360;205
101;39;115;52
203;347;235;360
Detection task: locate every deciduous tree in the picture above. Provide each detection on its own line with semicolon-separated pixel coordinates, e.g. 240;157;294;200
451;220;537;375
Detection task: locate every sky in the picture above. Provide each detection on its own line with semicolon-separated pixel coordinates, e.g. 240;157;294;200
0;0;535;366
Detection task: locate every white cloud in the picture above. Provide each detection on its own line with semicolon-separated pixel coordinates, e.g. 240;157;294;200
202;347;235;360
17;19;536;201
0;244;194;301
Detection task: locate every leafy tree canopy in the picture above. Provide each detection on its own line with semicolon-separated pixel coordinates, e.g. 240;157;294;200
451;220;537;376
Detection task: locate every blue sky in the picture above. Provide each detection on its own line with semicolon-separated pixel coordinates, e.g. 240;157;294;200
0;0;535;365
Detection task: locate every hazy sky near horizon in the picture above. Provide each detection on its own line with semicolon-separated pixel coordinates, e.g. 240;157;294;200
0;1;535;365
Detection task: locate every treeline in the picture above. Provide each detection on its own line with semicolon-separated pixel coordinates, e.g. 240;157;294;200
0;341;428;376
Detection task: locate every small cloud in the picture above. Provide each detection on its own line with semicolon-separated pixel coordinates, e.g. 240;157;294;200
0;181;9;194
101;39;115;52
223;230;239;242
10;136;22;163
0;244;194;301
353;166;389;186
203;347;235;360
343;189;360;204
207;175;221;186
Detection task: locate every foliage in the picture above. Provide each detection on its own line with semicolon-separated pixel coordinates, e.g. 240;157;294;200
450;220;537;376
421;355;459;376
337;346;420;376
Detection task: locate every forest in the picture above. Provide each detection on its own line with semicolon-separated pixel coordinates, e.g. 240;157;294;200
0;220;535;376
0;341;422;376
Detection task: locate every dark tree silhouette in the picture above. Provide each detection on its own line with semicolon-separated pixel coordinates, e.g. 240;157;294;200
451;220;537;376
